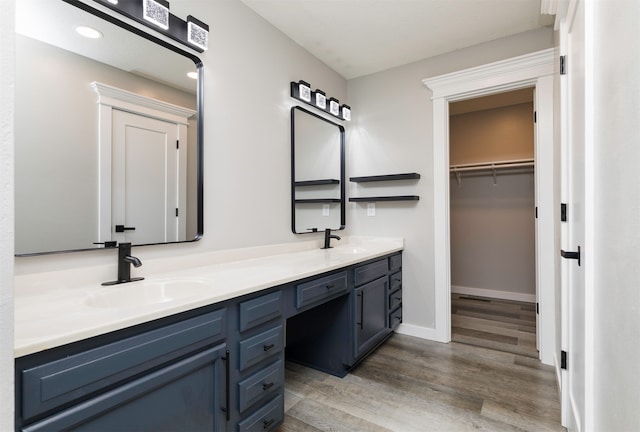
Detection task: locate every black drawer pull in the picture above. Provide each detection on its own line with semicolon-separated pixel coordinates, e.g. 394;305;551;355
325;283;335;289
262;381;274;391
263;343;275;352
395;316;402;321
263;418;275;429
395;297;402;301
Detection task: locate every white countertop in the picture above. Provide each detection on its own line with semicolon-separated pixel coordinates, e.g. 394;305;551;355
14;236;403;357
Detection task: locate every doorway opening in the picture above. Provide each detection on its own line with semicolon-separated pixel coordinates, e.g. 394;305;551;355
448;89;539;357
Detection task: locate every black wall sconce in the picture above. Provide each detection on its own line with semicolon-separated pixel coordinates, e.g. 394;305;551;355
290;80;352;122
93;0;209;52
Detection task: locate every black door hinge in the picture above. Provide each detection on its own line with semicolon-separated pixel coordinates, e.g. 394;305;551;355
561;350;568;369
536;302;539;314
175;208;179;217
176;140;180;149
561;203;567;222
535;207;538;219
560;55;567;75
534;111;537;123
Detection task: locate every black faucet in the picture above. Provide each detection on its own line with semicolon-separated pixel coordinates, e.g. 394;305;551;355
322;228;341;249
102;242;144;286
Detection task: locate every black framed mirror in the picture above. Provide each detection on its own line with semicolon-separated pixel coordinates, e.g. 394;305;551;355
291;106;345;234
14;0;203;256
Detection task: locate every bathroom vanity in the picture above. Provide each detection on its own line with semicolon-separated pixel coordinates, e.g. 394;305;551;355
14;238;403;431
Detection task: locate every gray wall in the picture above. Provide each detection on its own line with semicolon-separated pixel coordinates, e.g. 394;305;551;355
593;0;640;429
347;27;553;333
14;0;346;276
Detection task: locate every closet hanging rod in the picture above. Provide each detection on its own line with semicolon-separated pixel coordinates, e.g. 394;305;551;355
449;159;534;171
450;161;534;173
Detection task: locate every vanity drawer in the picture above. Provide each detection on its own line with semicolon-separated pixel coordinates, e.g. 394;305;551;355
389;307;402;331
389;288;403;311
238;395;283;432
21;308;226;421
238;360;283;413
296;271;348;310
239;325;284;371
389;271;402;292
389;253;402;272
354;259;388;286
239;291;282;332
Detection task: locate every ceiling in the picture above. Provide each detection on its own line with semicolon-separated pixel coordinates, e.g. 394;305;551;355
240;0;554;80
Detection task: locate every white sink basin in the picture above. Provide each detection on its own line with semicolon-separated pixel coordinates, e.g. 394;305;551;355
330;246;371;255
86;278;212;308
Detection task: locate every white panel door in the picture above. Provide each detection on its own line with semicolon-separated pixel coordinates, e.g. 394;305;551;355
112;110;179;244
562;0;592;430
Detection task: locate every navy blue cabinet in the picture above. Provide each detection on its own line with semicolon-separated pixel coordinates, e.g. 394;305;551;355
16;253;402;432
16;309;228;432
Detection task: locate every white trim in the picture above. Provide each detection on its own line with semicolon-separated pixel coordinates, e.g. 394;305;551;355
451;285;536;304
423;49;557;362
424;49;555;100
395;323;440;341
91;82;196;125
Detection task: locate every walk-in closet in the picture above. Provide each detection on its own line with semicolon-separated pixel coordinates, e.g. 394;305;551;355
448;88;538;357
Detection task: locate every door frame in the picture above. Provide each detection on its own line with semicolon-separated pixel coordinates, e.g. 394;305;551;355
423;48;557;365
91;82;195;243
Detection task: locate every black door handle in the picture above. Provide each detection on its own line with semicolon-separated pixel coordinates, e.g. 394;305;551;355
561;246;581;266
115;225;136;232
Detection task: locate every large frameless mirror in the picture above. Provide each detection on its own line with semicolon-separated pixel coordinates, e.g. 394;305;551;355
14;0;203;255
291;106;345;234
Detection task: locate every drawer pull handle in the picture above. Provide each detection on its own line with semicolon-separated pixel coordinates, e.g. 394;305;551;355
395;297;402;301
262;381;274;391
263;418;275;429
263;343;275;352
326;283;335;289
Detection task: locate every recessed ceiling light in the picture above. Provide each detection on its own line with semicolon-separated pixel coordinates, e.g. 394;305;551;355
187;72;198;80
75;26;102;39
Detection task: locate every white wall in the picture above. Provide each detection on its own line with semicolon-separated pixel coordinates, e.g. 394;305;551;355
592;1;640;429
347;27;554;335
0;0;15;429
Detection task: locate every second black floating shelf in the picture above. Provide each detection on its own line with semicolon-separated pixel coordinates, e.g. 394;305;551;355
295;199;341;204
349;196;419;202
349;173;420;183
295;179;340;187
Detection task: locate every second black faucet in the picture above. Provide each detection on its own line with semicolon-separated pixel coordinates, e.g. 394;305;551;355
322;228;341;249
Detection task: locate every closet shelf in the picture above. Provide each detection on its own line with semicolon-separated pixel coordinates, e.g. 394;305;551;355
349;196;420;203
349;173;420;183
450;158;534;185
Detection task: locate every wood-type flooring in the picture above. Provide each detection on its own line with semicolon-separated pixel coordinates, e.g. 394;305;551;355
276;294;563;431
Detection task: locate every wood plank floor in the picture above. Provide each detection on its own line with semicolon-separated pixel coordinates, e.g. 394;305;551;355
276;295;563;432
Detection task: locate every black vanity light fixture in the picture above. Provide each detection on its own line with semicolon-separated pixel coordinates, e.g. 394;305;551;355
93;0;210;52
290;80;352;121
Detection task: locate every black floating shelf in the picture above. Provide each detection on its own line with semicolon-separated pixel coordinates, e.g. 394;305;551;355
349;173;421;183
294;179;340;187
349;196;420;202
295;199;342;204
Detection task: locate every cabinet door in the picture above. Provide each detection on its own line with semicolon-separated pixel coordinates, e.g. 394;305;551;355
354;277;390;359
22;344;227;432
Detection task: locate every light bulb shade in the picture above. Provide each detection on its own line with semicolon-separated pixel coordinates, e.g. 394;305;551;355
298;80;311;102
314;90;327;109
187;15;209;51
328;98;340;116
143;0;170;30
341;105;351;121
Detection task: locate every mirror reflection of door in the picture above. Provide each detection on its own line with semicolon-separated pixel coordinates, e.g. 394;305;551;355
111;110;185;244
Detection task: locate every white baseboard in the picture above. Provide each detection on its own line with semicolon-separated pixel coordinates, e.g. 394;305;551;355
395;323;446;342
451;285;536;303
